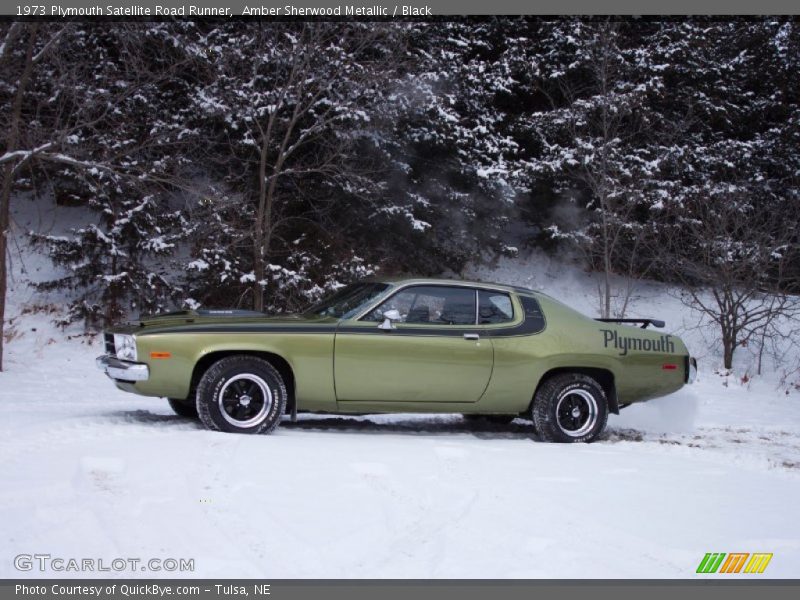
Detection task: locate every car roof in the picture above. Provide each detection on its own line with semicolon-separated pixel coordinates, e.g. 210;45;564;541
367;276;539;296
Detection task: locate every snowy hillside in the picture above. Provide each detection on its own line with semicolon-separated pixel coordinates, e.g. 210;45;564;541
2;18;799;581
2;237;800;579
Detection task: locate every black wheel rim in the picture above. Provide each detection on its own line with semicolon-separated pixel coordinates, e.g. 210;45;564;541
218;374;272;427
555;389;598;437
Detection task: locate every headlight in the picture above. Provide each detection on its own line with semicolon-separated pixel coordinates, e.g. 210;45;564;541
113;334;138;362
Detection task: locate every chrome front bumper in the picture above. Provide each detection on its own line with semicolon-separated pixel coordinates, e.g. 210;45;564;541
96;355;149;382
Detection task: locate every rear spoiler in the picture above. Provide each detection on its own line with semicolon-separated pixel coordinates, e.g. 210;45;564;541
595;318;665;329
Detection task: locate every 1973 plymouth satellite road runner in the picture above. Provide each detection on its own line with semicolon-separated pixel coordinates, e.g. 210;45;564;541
96;278;697;443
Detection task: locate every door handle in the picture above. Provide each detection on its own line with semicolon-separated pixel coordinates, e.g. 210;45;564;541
463;333;480;341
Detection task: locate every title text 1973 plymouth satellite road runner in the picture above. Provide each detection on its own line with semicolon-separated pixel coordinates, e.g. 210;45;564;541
97;278;697;443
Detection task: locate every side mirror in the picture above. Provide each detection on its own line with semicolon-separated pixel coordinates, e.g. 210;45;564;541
378;309;401;330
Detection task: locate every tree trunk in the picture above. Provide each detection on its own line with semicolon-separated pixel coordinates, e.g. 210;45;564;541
252;186;266;311
0;23;38;372
252;168;280;313
597;23;613;320
252;104;295;313
252;254;264;312
252;131;270;312
252;104;289;314
602;239;611;319
722;335;735;370
104;254;119;326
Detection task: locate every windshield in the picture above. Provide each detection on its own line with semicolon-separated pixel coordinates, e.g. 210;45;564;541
303;282;390;319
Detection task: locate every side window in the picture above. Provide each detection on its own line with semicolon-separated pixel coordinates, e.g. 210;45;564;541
362;286;477;325
363;289;416;322
478;290;514;324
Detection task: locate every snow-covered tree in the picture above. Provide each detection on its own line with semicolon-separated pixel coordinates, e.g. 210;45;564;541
1;18;797;376
373;20;531;274
521;20;670;317
182;22;404;311
0;23;39;370
646;19;800;368
1;23;205;336
31;192;188;326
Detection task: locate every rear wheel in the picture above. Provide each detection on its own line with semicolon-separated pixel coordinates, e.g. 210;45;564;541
167;397;197;419
196;356;287;434
532;373;608;443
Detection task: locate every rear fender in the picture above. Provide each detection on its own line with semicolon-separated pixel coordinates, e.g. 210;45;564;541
533;366;619;415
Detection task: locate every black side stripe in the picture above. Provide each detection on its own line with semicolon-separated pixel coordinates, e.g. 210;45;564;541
138;325;338;336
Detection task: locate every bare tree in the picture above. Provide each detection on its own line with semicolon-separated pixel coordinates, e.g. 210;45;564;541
0;24;206;364
196;23;401;311
532;20;657;318
0;23;39;371
661;193;800;370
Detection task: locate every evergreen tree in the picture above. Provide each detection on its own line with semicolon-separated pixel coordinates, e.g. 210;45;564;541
181;22;404;311
0;18;796;354
21;23;204;326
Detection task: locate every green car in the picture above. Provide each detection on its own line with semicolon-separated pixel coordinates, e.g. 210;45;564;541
96;278;697;443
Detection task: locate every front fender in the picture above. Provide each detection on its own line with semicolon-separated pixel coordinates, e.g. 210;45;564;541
130;332;336;410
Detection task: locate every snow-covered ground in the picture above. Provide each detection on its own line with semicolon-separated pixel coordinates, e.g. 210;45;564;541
2;244;800;578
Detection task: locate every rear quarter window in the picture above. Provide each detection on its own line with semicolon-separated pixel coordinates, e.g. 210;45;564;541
520;295;545;334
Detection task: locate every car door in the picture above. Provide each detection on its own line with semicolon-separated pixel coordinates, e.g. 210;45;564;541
334;285;494;403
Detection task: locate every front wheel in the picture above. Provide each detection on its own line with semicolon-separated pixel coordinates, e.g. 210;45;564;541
196;356;287;434
532;373;608;443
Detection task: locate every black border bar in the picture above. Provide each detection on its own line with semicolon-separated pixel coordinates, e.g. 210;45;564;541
4;580;800;600
3;0;800;17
